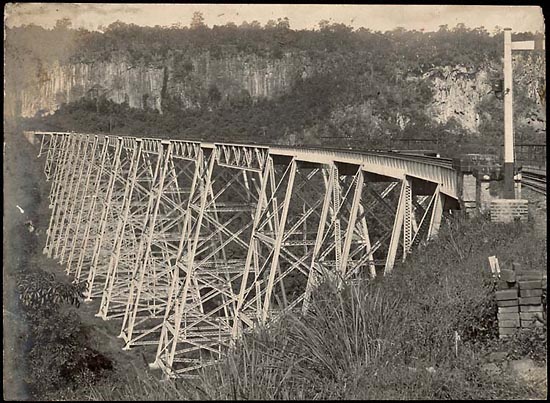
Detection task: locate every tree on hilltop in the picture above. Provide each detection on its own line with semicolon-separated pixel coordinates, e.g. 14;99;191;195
54;18;72;31
190;11;206;29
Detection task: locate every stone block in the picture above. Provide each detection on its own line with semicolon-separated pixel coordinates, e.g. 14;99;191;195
519;296;542;305
497;279;517;290
498;306;519;313
496;289;518;300
521;320;537;328
520;305;543;313
524;320;544;328
500;269;516;283
520;289;543;298
454;154;500;174
519;280;542;290
499;327;518;336
516;272;543;281
499;319;520;328
498;312;519;320
520;312;539;321
497;299;519;307
490;199;529;223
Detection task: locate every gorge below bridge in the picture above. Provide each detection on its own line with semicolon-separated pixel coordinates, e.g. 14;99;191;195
33;131;460;377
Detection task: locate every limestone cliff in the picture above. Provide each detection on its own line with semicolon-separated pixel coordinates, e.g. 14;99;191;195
17;52;313;117
165;52;312;109
423;55;544;133
424;65;492;132
19;59;164;117
14;51;544;136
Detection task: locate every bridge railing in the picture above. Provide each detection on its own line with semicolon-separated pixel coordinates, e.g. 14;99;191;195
268;145;458;199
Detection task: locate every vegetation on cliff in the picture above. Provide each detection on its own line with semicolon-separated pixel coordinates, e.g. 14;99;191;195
7;18;545;152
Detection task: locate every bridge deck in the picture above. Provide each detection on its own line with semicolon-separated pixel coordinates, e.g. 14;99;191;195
37;133;458;199
184;141;457;199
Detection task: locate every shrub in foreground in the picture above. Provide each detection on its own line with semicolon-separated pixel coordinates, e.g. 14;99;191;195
72;215;545;400
16;270;113;397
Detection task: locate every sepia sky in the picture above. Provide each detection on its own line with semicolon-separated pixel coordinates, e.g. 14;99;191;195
4;3;545;33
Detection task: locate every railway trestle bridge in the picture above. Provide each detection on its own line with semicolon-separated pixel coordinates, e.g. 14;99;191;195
34;131;460;377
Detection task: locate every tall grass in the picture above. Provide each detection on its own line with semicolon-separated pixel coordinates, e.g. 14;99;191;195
72;215;546;400
192;282;409;400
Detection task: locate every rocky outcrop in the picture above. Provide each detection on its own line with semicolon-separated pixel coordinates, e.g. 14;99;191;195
425;65;492;132
18;52;313;117
424;55;545;133
20;59;164;117
165;52;312;109
14;50;545;136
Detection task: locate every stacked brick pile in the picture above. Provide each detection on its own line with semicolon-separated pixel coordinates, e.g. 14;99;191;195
495;263;546;338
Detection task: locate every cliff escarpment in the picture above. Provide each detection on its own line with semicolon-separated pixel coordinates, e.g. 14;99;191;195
16;52;315;117
6;23;545;145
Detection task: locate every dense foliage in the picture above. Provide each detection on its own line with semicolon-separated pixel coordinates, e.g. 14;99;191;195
17;270;87;309
15;269;113;397
5;19;510;64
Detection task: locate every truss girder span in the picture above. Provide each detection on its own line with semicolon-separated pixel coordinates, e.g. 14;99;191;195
35;131;456;378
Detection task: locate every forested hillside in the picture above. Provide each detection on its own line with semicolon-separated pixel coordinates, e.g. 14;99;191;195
5;16;546;152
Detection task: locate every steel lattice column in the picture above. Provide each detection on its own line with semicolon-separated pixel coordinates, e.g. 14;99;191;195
45;133;69;206
154;145;270;376
43;133;73;257
384;176;410;274
72;136;115;282
232;160;334;335
120;140;175;348
38;133;59;181
65;136;102;276
52;134;90;260
58;136;98;265
98;138;171;321
98;138;143;319
152;148;212;376
85;137;126;299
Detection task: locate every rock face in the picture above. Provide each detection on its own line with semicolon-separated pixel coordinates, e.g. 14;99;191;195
14;51;544;135
423;55;544;133
18;52;312;117
425;65;492;132
20;59;164;117
165;52;312;109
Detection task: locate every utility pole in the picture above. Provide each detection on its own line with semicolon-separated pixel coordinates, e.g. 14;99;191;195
503;29;514;198
502;28;545;199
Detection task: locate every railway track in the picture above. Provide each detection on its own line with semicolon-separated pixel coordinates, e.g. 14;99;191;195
522;168;547;195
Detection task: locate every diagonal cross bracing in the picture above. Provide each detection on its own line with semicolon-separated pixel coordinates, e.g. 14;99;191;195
33;131;456;379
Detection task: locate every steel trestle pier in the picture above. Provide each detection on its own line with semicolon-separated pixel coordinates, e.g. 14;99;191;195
35;131;459;377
